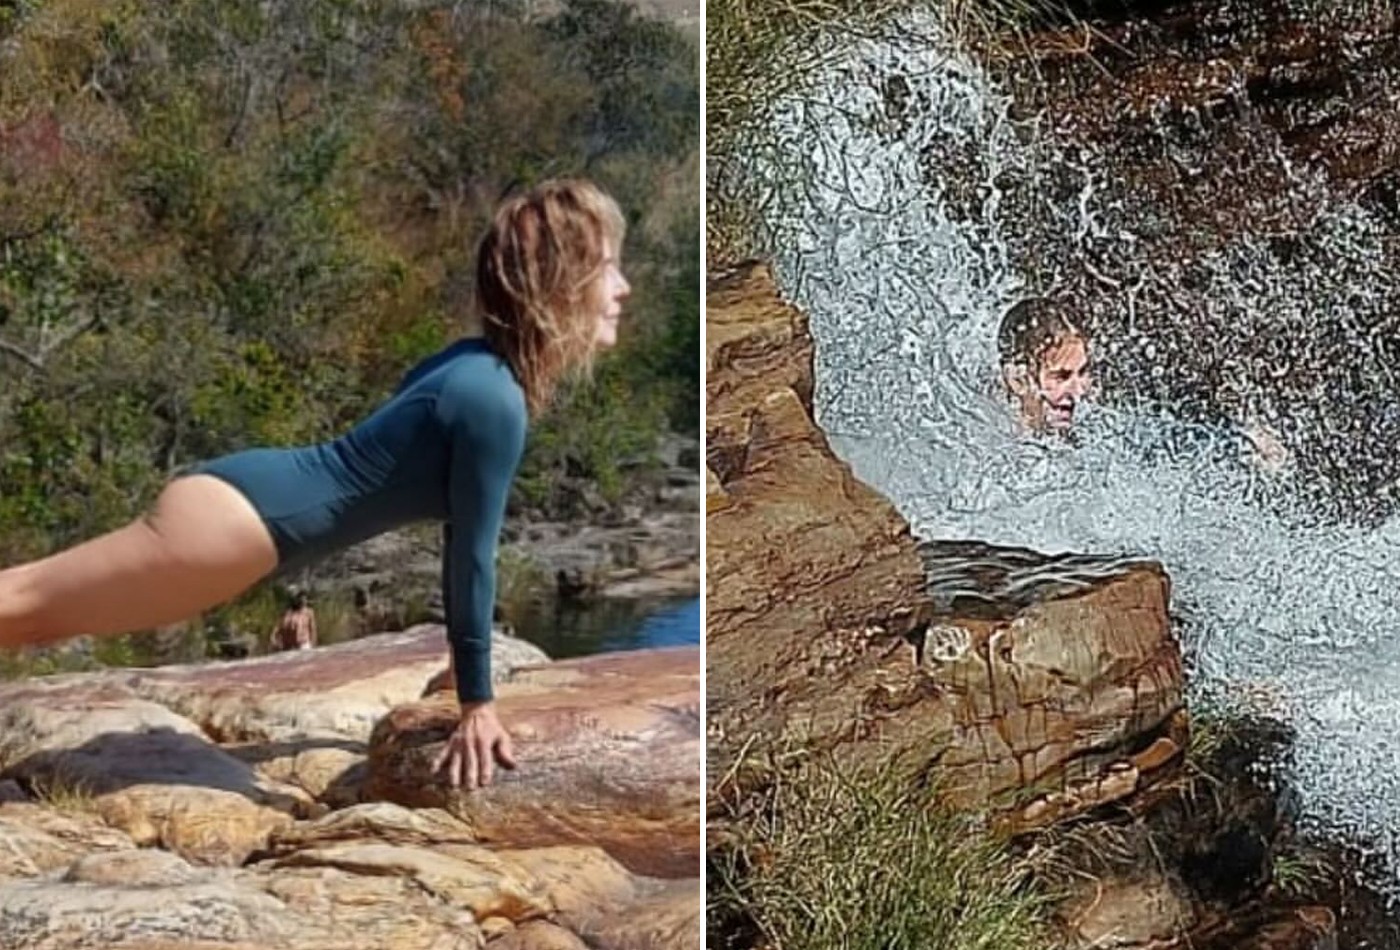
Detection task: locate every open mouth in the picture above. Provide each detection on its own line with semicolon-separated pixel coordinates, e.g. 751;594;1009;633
1045;402;1075;427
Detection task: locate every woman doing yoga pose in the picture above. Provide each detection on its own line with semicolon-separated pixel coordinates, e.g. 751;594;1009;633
0;178;631;791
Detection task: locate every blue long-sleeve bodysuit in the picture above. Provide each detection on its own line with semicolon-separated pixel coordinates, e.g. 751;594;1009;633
187;338;526;704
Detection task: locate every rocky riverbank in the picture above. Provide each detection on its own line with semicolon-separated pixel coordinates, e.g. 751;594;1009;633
706;261;1386;949
0;628;700;949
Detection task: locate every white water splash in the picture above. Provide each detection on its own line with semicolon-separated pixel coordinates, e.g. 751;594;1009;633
743;14;1400;883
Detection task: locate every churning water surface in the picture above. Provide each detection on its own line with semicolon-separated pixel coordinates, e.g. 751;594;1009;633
739;15;1400;885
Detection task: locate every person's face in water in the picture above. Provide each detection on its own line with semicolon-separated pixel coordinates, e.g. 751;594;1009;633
588;239;631;349
1007;334;1093;432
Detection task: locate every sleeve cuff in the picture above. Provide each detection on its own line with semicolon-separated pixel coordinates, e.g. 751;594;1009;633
450;637;494;705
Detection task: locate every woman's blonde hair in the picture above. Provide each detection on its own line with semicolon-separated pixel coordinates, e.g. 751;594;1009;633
476;178;626;415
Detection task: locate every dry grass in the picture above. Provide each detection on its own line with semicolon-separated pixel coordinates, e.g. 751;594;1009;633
25;771;100;814
709;748;1054;950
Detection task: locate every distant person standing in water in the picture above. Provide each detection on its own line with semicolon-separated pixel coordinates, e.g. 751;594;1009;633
0;178;632;791
271;590;318;652
998;298;1094;433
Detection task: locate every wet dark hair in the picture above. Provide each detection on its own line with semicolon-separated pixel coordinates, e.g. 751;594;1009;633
997;298;1085;370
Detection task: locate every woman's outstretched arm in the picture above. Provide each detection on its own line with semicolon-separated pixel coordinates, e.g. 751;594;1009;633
430;372;527;789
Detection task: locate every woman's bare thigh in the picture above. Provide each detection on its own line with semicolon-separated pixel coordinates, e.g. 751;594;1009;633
0;475;279;644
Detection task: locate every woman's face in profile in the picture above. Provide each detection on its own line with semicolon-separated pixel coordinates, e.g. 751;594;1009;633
589;240;631;349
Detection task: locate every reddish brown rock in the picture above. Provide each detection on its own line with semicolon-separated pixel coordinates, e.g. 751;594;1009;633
706;262;933;778
1187;905;1338;950
123;625;548;743
705;264;1184;821
364;647;700;878
1240;907;1337;950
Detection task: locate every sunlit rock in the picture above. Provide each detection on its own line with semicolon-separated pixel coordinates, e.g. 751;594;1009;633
0;698;303;865
0;803;136;879
125;625;548;743
365;648;701;879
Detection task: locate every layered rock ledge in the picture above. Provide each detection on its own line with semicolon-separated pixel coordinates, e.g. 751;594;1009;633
0;627;699;950
706;262;1338;949
706;262;1184;825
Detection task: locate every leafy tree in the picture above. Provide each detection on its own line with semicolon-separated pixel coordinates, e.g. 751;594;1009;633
0;0;698;578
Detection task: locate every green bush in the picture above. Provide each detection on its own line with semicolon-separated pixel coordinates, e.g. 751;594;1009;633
0;0;698;564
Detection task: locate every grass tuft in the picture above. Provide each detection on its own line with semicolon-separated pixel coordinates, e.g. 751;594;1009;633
709;748;1054;950
1271;845;1331;901
26;771;99;814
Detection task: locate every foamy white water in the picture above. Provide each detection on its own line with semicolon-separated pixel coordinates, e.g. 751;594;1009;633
741;14;1400;879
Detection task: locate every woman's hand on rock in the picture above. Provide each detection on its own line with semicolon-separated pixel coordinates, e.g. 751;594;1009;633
432;700;517;790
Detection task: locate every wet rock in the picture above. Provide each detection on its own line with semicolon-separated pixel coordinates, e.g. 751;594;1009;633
707;263;932;766
982;1;1400;524
920;540;1181;812
1191;905;1338;950
706;264;1182;818
365;648;701;878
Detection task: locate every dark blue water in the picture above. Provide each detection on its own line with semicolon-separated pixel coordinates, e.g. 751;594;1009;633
515;595;700;659
619;596;701;651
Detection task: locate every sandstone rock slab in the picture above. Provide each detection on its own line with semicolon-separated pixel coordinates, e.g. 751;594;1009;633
366;647;701;878
0;698;303;865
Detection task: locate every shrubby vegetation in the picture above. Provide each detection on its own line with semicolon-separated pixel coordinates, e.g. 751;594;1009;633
0;0;699;569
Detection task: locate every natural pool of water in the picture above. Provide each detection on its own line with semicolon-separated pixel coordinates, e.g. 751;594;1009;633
512;595;701;660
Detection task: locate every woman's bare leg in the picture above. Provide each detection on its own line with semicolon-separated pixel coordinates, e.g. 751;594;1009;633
0;475;279;648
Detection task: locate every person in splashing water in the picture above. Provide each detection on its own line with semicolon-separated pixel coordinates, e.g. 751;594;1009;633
997;297;1093;433
997;296;1289;469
